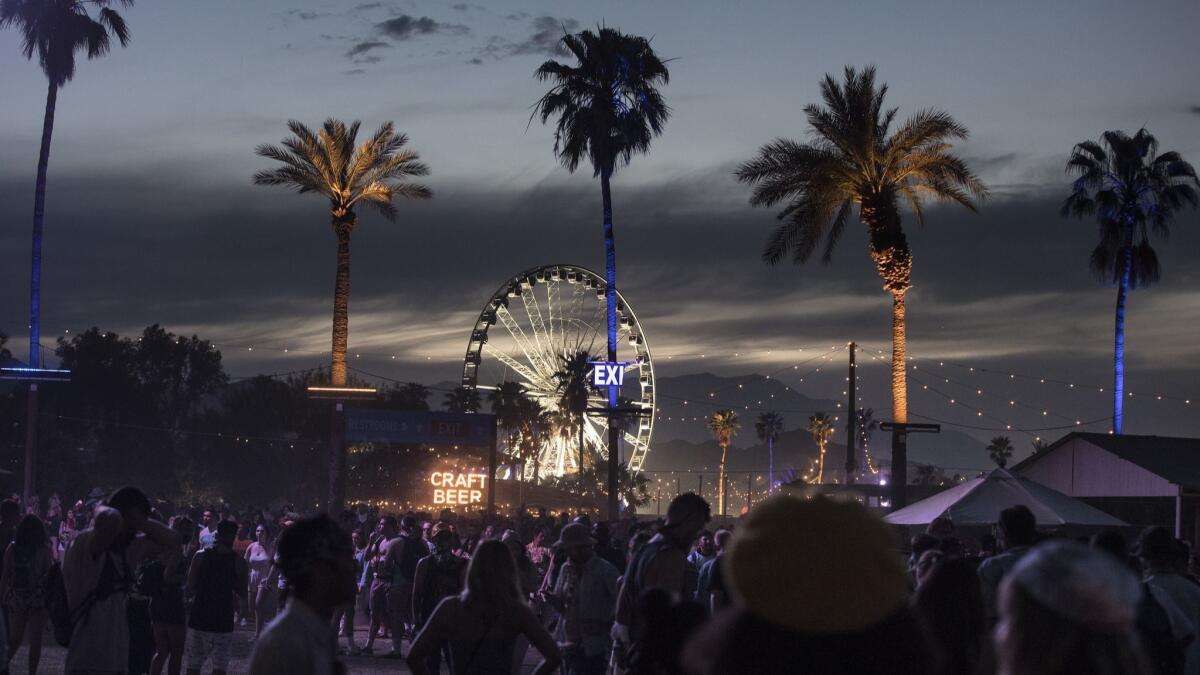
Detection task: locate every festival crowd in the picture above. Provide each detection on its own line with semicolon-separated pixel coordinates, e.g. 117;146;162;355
0;488;1197;675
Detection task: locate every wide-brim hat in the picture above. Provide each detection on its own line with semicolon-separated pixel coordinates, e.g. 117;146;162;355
553;522;596;549
724;496;908;634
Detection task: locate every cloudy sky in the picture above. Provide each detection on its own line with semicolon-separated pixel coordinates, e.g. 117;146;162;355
2;0;1199;444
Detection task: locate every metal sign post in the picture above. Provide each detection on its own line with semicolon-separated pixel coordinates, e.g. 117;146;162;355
879;422;940;510
2;367;71;507
586;405;651;521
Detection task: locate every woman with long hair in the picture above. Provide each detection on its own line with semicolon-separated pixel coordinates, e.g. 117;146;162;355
407;540;561;675
995;541;1149;675
149;516;193;675
245;523;277;638
912;557;992;675
1;515;54;675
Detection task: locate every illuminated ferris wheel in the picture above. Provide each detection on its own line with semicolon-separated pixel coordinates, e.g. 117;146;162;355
460;264;655;478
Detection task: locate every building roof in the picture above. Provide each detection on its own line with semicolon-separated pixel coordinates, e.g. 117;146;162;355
1013;432;1200;491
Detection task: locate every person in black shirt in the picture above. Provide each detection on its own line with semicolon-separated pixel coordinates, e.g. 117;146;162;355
185;521;247;675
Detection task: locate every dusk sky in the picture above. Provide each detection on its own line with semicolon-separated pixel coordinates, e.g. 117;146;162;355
3;0;1199;447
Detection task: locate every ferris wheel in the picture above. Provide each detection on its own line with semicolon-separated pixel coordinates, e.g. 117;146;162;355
461;264;656;478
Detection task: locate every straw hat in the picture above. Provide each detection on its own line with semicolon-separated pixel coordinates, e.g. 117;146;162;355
724;496;908;634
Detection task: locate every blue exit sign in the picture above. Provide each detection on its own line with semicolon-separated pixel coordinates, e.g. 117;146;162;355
590;361;632;387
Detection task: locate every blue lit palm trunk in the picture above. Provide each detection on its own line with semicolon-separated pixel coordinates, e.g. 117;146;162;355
1112;246;1132;434
29;80;59;369
602;168;621;520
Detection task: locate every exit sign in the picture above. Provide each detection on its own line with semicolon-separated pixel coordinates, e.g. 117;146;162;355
590;361;632;387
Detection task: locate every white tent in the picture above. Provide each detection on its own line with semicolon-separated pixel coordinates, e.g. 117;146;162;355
884;468;1127;527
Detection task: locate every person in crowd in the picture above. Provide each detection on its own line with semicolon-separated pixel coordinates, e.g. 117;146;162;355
686;530;715;569
1139;526;1200;675
383;515;425;658
624;530;653;577
362;515;398;655
232;521;253;626
1;515;53;675
541;522;619;675
912;556;992;675
248;514;359;675
502;530;541;673
63;487;180;675
331;529;363;656
412;522;467;675
914;549;947;588
150;517;194;675
592;523;625;573
185;520;248;675
527;528;552;577
978;504;1037;622
198;511;217;549
681;496;936;675
995;540;1150;675
407;540;561;675
694;528;732;613
613;493;711;672
245;524;276;639
1093;529;1191;675
0;500;20;570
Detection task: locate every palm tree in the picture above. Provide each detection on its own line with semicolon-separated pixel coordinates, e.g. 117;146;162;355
253;119;431;387
553;349;593;473
736;66;986;431
443;385;481;413
754;411;784;496
387;382;429;411
3;0;133;368
707;410;740;516
807;413;835;484
1062;129;1198;434
912;463;947;487
531;28;671;502
488;381;526;462
515;394;551;485
856;407;880;474
986;436;1014;468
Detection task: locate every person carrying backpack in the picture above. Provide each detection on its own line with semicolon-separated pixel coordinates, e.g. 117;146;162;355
411;522;466;675
62;487;180;675
383;515;425;658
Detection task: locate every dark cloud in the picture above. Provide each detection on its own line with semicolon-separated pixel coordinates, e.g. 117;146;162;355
1190;106;1200;116
343;69;367;76
466;57;484;65
450;3;480;11
345;40;390;60
354;2;384;10
474;16;578;62
504;12;527;21
375;15;469;41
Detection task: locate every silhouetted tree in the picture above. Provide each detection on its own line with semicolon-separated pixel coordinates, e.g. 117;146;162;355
806;412;835;483
707;410;739;515
2;0;134;367
1062;129;1198;434
553;349;593;473
443;385;481;413
755;411;784;495
986;436;1014;468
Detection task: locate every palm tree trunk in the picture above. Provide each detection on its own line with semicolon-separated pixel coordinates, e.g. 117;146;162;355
816;441;826;484
578;416;585;474
29;80;59;369
767;437;774;496
891;291;908;424
602;168;621;521
330;220;352;387
718;442;728;516
1113;246;1132;434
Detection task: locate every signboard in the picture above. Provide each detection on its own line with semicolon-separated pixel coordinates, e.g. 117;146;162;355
431;471;488;505
344;409;496;446
590;361;632;388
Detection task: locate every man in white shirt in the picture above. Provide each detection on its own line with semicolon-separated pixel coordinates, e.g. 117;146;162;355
249;514;359;675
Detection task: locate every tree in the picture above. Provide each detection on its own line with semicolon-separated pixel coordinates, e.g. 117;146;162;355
488;381;526;453
1062;129;1198;434
253;119;431;387
986;436;1014;468
754;411;784;496
2;0;133;368
912;463;947;487
707;410;740;516
515;394;551;485
1031;438;1048;453
736;66;986;430
806;412;835;484
443;385;481;413
553;349;593;474
386;382;429;411
532;27;670;517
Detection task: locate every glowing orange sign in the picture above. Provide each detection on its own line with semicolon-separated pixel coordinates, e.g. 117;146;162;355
431;472;488;505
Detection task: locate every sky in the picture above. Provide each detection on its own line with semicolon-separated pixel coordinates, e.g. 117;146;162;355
2;0;1200;446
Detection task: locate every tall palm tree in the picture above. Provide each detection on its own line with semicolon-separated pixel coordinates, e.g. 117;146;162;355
986;436;1014;468
3;0;133;368
707;409;740;516
736;66;986;431
1062;129;1198;434
532;28;670;512
254;119;431;387
488;381;526;459
443;385;482;413
553;349;593;473
856;407;880;474
806;412;835;484
515;394;551;485
754;411;784;496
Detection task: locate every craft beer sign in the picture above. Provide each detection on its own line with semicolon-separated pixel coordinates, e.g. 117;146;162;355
431;472;487;506
590;361;631;388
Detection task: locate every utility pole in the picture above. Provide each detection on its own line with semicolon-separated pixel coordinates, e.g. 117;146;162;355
845;342;857;485
881;422;940;510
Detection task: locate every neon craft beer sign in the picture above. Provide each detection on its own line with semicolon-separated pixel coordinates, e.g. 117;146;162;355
431;471;488;505
590;361;632;388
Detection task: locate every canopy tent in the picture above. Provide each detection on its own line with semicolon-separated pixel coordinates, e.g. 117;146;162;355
884;468;1127;527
